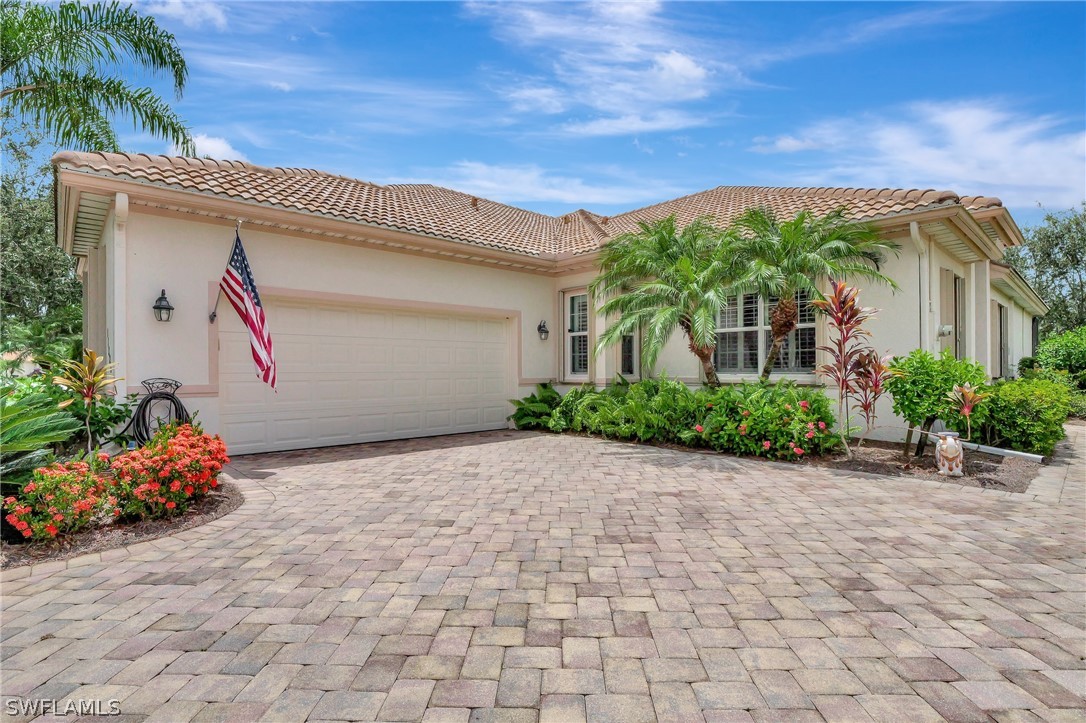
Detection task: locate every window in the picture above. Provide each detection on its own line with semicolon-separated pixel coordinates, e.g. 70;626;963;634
714;292;816;374
565;292;589;379
620;333;637;377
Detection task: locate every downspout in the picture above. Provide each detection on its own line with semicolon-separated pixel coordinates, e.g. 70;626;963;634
909;222;931;351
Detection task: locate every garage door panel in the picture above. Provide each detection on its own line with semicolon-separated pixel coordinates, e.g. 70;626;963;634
220;300;513;454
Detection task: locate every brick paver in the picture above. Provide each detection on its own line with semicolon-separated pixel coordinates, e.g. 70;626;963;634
1;425;1084;721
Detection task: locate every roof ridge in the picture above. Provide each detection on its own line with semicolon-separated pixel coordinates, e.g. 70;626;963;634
51;150;388;188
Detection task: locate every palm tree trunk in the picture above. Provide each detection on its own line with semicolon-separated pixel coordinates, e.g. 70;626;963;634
760;336;784;381
759;294;799;381
698;352;720;387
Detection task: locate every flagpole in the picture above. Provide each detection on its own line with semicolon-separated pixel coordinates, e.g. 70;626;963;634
209;218;244;324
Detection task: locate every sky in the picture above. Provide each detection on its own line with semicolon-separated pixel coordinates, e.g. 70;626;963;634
116;0;1085;227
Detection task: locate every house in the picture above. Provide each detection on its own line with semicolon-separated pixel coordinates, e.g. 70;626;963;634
54;152;1047;454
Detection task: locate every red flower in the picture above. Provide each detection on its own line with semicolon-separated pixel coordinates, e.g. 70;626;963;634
695;425;704;433
799;400;809;410
741;409;750;417
165;501;176;509
794;447;805;455
762;441;771;450
45;524;58;536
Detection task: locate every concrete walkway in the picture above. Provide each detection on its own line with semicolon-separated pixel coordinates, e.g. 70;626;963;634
2;427;1083;722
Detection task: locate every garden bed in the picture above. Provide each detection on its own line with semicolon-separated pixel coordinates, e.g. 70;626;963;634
807;439;1041;493
0;479;242;570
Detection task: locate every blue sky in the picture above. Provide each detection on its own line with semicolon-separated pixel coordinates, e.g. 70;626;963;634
124;1;1085;227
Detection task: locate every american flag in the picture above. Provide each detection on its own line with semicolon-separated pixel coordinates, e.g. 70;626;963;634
220;232;276;390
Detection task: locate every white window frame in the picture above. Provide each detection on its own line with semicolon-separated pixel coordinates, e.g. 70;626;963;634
564;291;590;382
714;292;817;376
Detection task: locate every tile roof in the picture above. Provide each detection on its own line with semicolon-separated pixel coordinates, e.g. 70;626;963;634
54;151;1004;258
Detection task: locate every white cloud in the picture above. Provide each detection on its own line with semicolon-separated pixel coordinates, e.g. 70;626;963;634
386;161;682;206
469;1;729;135
142;1;227;30
171;133;247;160
751;100;1086;208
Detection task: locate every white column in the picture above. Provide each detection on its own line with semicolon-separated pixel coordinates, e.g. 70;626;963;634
970;260;991;372
108;192;128;385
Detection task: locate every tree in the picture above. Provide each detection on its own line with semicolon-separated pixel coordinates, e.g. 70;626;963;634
1;0;194;153
731;207;900;380
1004;204;1086;338
0;119;82;359
591;215;742;387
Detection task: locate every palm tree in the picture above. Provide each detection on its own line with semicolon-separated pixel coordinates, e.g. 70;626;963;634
591;215;742;387
1;0;194;153
732;207;900;380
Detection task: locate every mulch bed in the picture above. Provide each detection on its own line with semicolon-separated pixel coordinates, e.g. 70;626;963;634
0;480;243;570
806;439;1041;493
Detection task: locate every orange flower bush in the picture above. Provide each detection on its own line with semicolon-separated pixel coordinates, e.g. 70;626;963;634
109;423;229;520
3;454;110;540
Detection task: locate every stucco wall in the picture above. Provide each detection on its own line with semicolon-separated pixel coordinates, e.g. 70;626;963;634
119;210;561;431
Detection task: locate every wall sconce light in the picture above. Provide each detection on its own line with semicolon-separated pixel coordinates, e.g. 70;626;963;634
153;289;174;322
537;320;550;341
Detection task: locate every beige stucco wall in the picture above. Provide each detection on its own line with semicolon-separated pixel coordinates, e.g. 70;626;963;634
117;210;562;431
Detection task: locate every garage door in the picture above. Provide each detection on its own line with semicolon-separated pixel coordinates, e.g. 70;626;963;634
218;297;514;454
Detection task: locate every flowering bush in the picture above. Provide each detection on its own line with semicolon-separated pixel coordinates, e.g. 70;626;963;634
3;454;111;540
109;423;229;520
691;382;838;459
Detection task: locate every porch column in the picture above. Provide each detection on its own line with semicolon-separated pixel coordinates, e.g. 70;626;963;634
970;259;991;373
107;192;128;385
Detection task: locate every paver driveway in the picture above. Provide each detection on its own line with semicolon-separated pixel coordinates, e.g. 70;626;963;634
2;428;1084;722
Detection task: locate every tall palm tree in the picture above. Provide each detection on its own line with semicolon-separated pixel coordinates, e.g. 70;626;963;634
591;215;742;387
1;0;194;153
732;207;900;380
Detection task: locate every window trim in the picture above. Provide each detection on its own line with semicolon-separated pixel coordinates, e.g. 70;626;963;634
563;290;590;382
713;292;817;376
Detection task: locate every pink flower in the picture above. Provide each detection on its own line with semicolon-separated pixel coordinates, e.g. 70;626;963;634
794;447;804;456
799;400;809;410
762;441;771;450
818;421;826;430
784;404;792;411
741;409;750;417
738;424;747;435
695;425;704;433
807;422;815;430
805;431;815;439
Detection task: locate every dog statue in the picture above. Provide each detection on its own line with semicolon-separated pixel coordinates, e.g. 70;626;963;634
935;432;964;477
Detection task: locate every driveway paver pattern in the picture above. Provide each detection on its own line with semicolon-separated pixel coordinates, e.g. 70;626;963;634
2;426;1084;722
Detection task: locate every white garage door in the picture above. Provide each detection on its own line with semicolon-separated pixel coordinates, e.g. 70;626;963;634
218;298;514;454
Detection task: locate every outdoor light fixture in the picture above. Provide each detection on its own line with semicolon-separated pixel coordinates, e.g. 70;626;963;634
153;289;174;322
537;320;550;341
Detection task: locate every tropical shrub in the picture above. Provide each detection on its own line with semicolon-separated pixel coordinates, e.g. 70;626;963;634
108;423;229;520
950;378;1070;456
885;350;987;430
3;454;110;541
0;383;82;488
53;349;122;452
1036;326;1086;389
533;378;838;459
4;373;134;452
693;383;838;459
508;383;561;430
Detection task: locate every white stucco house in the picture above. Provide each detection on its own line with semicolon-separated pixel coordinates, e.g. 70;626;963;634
54;152;1047;454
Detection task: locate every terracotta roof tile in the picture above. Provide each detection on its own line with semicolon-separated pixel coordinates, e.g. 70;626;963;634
53;152;1001;258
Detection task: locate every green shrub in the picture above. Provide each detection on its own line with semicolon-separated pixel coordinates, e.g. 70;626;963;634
537;378;838;459
952;378;1071;456
885;350;987;428
1069;391;1086;420
1016;356;1037;377
693;383;838;459
1036;326;1086;389
4;374;135;450
0;383;82;490
508;383;562;430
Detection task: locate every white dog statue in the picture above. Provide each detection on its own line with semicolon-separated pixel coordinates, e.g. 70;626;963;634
935;432;964;477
